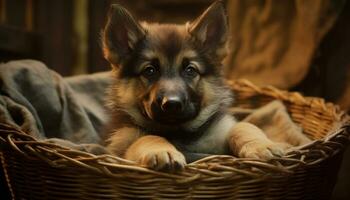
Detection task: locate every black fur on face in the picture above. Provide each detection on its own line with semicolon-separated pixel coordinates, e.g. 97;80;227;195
103;1;232;133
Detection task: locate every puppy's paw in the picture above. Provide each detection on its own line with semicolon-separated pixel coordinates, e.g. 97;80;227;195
239;140;290;160
139;150;186;172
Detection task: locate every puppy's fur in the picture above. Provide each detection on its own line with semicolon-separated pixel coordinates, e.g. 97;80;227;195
102;1;289;171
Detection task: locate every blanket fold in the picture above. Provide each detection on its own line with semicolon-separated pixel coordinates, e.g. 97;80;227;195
0;60;111;144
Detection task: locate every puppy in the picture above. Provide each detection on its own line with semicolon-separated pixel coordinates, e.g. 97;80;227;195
102;1;288;171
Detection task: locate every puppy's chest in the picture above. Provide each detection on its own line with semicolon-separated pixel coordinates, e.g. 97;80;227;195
175;115;236;155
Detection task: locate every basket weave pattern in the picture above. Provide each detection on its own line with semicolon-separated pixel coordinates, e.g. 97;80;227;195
0;79;349;199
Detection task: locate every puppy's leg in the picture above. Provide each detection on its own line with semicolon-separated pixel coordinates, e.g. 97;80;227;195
106;127;143;157
125;135;186;171
244;100;311;146
229;122;290;160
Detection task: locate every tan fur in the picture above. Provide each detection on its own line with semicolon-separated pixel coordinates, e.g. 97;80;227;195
106;127;143;157
184;79;232;130
125;135;186;171
106;79;148;126
228;122;289;159
243;100;311;146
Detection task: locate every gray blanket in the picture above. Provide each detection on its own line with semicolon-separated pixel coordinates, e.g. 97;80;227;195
0;60;111;153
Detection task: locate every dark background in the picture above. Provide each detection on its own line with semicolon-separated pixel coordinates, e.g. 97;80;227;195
0;0;349;111
0;0;216;75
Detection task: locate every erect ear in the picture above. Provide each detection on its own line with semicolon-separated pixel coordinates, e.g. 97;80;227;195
189;1;228;56
102;4;146;65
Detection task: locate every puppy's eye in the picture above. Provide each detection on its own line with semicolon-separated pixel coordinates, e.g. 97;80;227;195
142;65;157;78
184;64;198;78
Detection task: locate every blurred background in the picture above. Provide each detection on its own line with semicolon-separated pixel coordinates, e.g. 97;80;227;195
0;0;349;112
0;0;215;75
0;0;349;199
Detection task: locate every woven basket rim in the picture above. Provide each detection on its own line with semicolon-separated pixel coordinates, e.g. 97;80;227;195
0;79;349;182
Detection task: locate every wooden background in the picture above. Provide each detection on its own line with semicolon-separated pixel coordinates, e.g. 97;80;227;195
0;0;215;75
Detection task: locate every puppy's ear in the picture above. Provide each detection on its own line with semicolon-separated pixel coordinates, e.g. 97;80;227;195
102;4;145;65
189;1;228;57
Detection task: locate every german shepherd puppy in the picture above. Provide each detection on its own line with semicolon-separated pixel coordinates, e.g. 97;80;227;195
102;1;286;171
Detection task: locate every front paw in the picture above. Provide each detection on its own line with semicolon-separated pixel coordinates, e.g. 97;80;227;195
239;140;290;160
138;150;187;172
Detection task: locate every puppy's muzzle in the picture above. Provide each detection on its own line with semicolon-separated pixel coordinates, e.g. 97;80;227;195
149;90;198;124
159;95;184;114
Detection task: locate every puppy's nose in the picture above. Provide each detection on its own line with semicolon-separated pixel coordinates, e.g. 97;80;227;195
160;96;183;113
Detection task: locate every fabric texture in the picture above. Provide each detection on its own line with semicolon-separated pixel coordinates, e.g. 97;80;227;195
224;0;345;89
0;60;111;150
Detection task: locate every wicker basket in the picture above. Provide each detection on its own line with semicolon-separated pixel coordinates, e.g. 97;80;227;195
0;79;349;200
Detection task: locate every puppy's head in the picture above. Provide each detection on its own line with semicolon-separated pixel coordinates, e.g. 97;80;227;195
103;1;231;127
